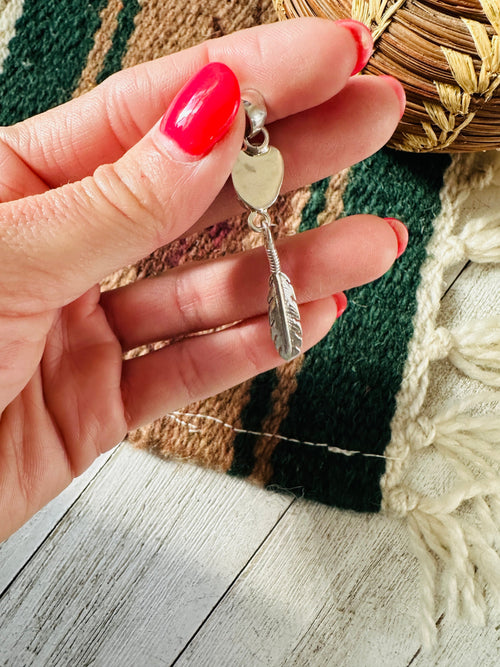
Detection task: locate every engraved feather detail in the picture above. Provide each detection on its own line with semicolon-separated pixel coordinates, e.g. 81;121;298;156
268;271;302;361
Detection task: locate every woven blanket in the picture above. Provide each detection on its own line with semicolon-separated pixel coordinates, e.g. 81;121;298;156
1;0;499;646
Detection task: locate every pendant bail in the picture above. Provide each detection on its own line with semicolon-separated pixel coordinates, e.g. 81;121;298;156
242;89;267;139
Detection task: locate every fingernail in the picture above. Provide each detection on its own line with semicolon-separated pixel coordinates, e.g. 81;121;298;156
384;218;409;258
378;75;406;118
160;62;240;157
333;292;348;318
335;19;373;75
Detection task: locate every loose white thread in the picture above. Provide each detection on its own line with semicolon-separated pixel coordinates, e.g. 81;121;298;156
168;411;401;461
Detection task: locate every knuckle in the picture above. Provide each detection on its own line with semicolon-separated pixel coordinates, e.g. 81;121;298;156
172;271;206;334
208;32;269;83
176;341;207;404
100;70;148;151
235;323;262;376
89;161;167;242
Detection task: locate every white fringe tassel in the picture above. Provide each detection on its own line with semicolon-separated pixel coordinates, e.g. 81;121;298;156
381;152;500;647
384;393;500;648
443;211;500;264
429;317;500;387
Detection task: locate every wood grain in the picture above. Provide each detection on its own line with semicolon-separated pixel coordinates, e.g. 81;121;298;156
0;446;291;666
426;261;499;414
443;152;500;290
0;448;115;596
410;614;500;667
174;501;422;666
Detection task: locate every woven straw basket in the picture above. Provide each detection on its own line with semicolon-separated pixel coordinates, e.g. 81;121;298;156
273;0;500;153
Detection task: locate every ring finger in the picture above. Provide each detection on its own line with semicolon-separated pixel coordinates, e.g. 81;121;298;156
121;297;337;429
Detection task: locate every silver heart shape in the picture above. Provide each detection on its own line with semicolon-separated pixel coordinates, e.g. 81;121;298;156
231;146;284;212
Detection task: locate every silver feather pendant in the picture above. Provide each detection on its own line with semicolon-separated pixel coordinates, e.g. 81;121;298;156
263;224;302;361
231;91;303;361
268;272;302;361
231;91;302;361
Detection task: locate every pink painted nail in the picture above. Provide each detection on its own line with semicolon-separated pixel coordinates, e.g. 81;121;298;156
333;292;348;318
335;19;374;75
384;218;409;258
378;75;406;118
160;62;240;157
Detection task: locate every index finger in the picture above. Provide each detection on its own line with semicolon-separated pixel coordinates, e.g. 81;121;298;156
0;18;368;189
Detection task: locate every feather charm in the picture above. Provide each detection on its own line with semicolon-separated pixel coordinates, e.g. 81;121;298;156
268;270;302;361
262;222;302;361
231;93;302;361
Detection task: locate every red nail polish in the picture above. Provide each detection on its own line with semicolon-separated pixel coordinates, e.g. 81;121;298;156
384;218;409;258
378;75;406;118
335;19;373;75
333;292;348;318
160;62;240;157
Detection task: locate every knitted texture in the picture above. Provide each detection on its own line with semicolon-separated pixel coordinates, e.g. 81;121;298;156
0;0;107;124
267;151;449;510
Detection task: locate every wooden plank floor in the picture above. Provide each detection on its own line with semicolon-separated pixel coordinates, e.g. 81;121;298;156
1;164;499;665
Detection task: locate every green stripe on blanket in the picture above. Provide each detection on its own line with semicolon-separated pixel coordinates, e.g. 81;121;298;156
268;150;450;510
0;0;107;124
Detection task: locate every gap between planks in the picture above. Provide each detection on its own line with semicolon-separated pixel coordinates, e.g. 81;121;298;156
0;446;118;597
169;497;300;667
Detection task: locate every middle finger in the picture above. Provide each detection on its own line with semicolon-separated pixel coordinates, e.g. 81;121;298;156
0;18;368;190
100;214;402;351
190;74;405;235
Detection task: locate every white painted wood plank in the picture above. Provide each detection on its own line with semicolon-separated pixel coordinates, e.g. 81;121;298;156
175;501;422;667
0;446;116;595
424;261;499;414
173;249;500;665
0;444;292;666
440;259;498;326
409;617;500;667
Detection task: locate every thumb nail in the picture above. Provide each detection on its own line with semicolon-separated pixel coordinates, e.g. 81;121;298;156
160;62;240;157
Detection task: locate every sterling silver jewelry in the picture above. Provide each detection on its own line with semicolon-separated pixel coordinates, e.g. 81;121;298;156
231;91;302;361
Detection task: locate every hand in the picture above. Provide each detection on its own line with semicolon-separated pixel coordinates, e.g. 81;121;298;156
0;18;407;541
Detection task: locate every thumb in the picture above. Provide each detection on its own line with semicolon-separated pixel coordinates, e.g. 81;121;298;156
0;62;243;310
